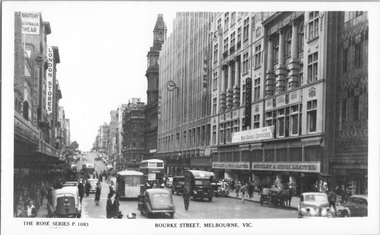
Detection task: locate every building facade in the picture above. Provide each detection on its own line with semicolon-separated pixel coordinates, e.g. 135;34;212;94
330;11;368;194
122;99;146;170
115;104;127;165
107;110;118;162
157;12;214;176
144;14;167;160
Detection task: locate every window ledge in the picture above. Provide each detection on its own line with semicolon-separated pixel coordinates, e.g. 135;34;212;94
307;36;319;43
242;71;249;76
254;65;261;70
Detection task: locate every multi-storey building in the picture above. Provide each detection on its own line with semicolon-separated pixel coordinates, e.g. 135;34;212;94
64;118;71;147
14;12;64;175
115;104;127;165
330;12;368;194
143;14;167;160
122;98;146;170
107;110;118;161
157;12;214;176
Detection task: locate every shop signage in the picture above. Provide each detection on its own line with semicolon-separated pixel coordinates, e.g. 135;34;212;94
232;126;274;143
149;149;157;153
148;173;156;180
252;162;320;173
21;12;40;35
212;162;250;170
14;113;39;144
46;46;54;115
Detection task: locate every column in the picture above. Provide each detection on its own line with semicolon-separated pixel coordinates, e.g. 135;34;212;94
265;37;275;96
220;65;227;112
226;60;234;110
288;21;300;89
275;29;287;93
233;56;241;108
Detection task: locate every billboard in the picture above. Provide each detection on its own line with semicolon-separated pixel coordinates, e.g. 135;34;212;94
20;12;40;35
46;46;54;115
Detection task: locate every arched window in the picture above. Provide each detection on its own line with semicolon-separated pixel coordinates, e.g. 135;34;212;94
273;35;279;64
286;30;292;58
299;24;304;52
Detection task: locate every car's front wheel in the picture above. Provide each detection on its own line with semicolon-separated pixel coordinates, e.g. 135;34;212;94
342;210;349;217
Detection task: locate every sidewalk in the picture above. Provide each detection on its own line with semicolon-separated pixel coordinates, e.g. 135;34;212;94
225;190;344;212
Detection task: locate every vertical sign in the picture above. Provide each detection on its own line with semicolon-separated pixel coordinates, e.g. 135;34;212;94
20;12;40;35
244;78;252;127
46;46;54;115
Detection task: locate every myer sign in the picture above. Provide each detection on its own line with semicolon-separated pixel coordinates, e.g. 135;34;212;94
232;126;274;143
46;46;54;115
252;162;321;173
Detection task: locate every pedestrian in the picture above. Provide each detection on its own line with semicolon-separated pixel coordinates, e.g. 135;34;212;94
328;189;338;212
85;180;91;197
95;181;101;205
235;181;241;197
240;184;247;203
183;185;191;211
15;201;26;217
26;200;37;217
113;194;120;218
106;193;114;219
247;182;254;199
78;181;84;203
109;180;116;194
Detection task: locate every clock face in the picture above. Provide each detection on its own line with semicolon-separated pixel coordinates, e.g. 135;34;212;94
166;80;177;91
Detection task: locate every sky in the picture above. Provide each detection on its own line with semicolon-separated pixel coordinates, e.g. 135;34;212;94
6;2;177;150
3;1;379;152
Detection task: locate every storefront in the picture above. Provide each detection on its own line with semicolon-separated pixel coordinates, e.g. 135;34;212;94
330;160;368;195
252;162;321;194
212;162;251;184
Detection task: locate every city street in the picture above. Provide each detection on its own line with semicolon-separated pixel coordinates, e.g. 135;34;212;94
71;152;297;219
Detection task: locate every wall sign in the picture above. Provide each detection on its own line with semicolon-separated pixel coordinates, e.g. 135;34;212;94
252;162;321;173
212;162;250;170
232;126;274;143
46;46;54;115
21;12;40;35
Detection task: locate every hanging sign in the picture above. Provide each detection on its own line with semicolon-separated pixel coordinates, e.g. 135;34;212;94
46;46;54;115
21;12;40;35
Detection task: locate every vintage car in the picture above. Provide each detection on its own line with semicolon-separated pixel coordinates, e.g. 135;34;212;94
171;176;185;195
138;188;175;218
340;195;368;217
88;179;98;193
298;192;331;218
51;186;82;218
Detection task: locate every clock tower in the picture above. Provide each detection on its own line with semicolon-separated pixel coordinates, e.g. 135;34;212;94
144;14;166;160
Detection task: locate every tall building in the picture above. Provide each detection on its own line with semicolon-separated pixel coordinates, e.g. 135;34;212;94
144;14;167;160
115;104;127;164
330;11;368;194
108;110;118;161
157;12;214;176
122;99;146;170
14;12;64;174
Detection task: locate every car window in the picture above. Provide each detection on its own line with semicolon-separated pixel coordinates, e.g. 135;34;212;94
304;194;328;202
351;197;360;205
359;198;367;206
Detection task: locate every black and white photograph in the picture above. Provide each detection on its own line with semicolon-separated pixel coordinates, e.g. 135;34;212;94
2;1;379;235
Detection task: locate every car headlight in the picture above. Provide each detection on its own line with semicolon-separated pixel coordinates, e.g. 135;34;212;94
193;190;197;194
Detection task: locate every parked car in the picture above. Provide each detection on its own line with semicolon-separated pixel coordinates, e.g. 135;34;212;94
298;192;331;218
171;176;185;195
138;188;175;218
340;195;368;217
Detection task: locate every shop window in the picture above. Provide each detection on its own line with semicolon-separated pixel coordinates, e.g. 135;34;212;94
304;146;322;161
289;148;302;161
276;148;287;162
308;52;318;83
252;150;262;162
307;100;317;133
308;11;319;40
264;149;275;162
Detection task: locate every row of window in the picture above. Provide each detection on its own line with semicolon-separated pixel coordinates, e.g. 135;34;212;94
158;124;211;151
212;146;322;162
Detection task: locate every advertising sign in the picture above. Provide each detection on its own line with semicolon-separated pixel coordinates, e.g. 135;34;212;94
231;126;274;143
251;162;321;173
212;162;250;170
46;46;54;115
148;173;156;180
21;12;40;35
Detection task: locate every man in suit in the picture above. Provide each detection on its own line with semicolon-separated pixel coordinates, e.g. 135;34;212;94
26;200;37;217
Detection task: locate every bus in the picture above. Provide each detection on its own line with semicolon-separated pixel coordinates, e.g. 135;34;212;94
81;163;95;176
139;159;165;188
116;170;144;198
